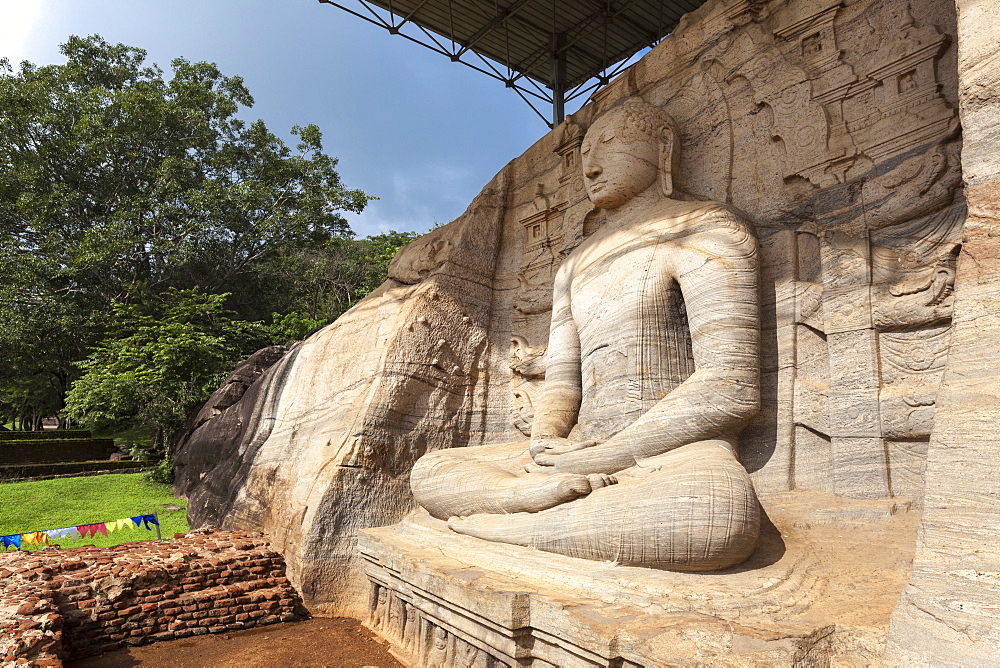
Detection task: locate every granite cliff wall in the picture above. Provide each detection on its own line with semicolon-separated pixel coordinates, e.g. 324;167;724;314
173;0;1000;659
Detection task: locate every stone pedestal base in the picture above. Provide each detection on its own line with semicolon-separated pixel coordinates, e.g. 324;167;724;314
358;493;919;667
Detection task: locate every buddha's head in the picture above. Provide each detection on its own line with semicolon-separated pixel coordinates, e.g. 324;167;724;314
581;97;679;209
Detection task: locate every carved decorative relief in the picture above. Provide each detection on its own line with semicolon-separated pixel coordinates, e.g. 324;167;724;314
556;121;584;187
512;186;568;316
849;2;955;163
878;324;951;439
367;583;503;668
653;0;958;212
871;243;959;329
844;140;961;236
509;335;546;436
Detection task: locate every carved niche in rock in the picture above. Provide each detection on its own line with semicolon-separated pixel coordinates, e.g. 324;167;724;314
409;97;763;571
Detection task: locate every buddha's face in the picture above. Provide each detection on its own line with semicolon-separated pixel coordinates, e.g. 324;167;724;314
581;109;660;209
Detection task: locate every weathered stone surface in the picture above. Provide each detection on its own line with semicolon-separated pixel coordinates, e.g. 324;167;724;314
172;0;1000;660
175;173;513;616
884;0;1000;661
360;498;917;666
184;344;290;434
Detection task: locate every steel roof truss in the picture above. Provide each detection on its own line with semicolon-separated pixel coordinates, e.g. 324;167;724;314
319;0;704;127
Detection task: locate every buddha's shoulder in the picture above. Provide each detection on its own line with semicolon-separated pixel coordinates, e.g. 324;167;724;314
645;199;755;240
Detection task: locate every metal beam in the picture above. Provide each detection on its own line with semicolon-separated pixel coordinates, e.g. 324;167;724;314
508;0;643;88
455;0;535;58
392;0;434;31
550;32;566;125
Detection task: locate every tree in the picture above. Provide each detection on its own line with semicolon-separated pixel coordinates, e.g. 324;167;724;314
63;289;269;449
266;230;422;323
0;35;375;424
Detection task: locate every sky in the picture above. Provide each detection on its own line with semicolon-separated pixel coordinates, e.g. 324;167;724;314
0;0;575;237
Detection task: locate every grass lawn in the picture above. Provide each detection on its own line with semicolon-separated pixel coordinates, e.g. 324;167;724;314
0;473;189;551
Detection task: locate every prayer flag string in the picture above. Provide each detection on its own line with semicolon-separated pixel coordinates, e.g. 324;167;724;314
1;514;161;551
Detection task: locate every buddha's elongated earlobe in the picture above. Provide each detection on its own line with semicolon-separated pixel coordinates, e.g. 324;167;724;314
660;129;675;198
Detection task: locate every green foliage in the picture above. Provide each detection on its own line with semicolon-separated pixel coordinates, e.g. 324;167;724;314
0;35;394;434
270;230;422;324
0;472;189;550
64;288;269;446
146;457;175;485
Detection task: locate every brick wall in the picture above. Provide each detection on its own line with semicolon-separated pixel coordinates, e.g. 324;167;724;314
0;528;308;666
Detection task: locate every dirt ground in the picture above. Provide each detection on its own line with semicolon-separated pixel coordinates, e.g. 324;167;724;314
67;617;403;668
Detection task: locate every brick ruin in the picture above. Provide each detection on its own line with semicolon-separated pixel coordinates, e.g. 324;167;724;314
0;528;308;666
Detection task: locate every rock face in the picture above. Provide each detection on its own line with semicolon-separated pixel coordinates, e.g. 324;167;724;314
175;174;512;615
884;0;1000;661
175;0;1000;660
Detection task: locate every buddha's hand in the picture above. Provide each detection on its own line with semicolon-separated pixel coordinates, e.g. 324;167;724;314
529;436;599;464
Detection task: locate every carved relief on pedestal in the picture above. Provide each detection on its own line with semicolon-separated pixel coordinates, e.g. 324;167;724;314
371;583;389;633
366;582;501;668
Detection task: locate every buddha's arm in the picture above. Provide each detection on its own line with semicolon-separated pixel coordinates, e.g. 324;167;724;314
529;261;582;442
537;217;760;474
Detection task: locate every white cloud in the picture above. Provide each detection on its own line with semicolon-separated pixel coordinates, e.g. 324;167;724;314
0;1;47;64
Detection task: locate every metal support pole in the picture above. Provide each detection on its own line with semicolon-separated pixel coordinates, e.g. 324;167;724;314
550;32;566;127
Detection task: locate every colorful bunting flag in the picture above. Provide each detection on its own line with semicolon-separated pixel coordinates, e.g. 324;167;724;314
77;523;109;538
20;531;48;546
5;512;160;550
55;526;79;541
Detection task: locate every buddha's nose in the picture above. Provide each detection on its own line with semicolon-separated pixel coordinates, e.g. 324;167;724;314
585;165;602;179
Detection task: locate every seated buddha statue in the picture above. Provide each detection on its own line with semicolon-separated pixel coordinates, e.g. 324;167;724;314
409;96;762;570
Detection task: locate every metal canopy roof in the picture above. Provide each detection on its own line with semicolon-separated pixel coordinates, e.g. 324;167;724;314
318;0;707;126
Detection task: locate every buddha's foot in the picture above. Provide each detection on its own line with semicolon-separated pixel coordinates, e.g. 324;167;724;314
448;512;534;545
508;471;619;514
502;472;591;513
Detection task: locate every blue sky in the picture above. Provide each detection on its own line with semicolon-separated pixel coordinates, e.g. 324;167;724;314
1;0;565;237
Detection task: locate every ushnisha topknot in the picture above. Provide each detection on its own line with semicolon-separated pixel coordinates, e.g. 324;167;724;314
615;97;678;145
